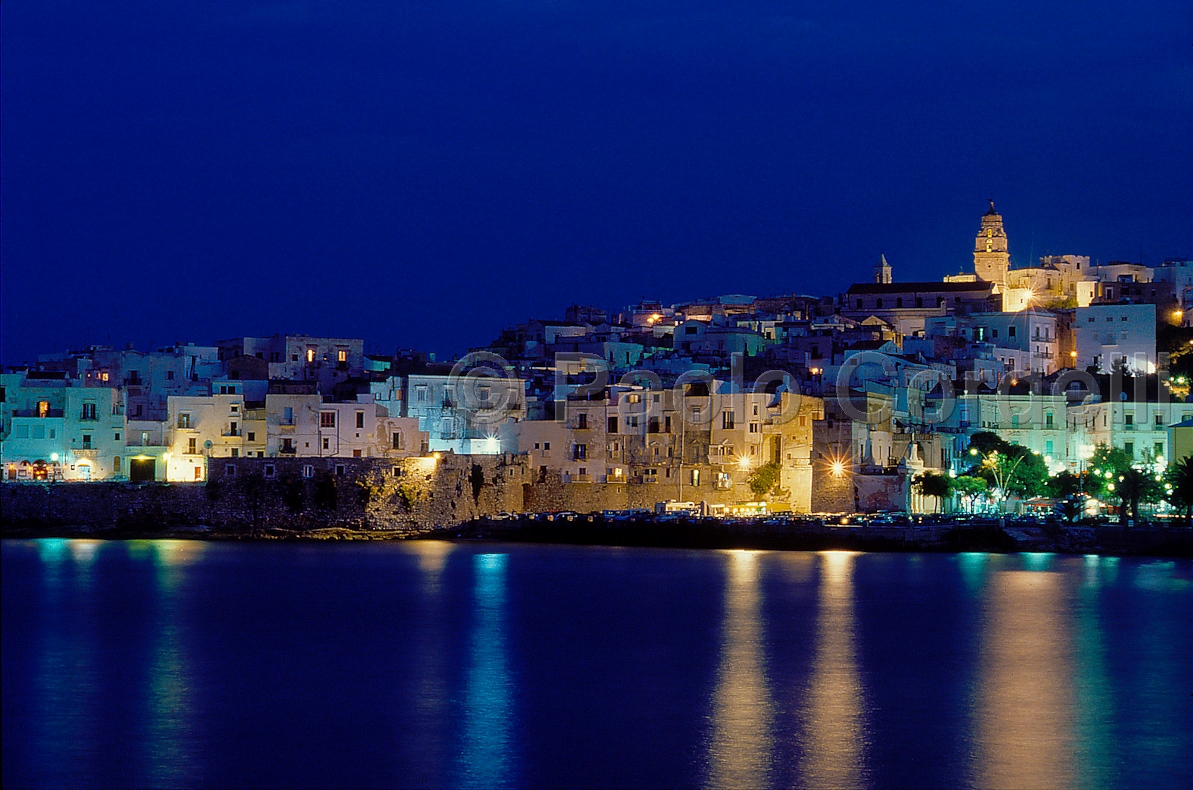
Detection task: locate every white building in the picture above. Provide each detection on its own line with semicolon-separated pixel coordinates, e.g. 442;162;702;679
1074;303;1157;374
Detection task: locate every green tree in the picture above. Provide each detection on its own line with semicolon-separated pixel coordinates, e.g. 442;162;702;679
964;433;1048;507
1086;444;1134;501
747;461;782;499
913;472;952;513
952;475;989;513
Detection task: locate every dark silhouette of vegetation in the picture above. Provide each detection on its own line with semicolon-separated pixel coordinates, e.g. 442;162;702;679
913;472;951;512
1165;456;1193;524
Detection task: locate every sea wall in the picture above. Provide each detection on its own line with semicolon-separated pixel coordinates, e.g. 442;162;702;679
2;454;529;535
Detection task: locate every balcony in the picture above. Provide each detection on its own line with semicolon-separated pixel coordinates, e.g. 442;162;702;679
568;473;593;483
12;409;64;419
222;430;241;437
278;445;297;455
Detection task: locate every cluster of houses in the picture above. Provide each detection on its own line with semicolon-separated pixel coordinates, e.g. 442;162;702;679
4;202;1193;513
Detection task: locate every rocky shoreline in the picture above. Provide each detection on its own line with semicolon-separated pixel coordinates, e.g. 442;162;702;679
5;515;1193;557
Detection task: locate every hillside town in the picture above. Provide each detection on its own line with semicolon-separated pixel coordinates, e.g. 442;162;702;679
6;202;1193;518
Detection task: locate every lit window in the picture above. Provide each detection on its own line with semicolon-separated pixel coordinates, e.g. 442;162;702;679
338;350;347;363
306;348;316;363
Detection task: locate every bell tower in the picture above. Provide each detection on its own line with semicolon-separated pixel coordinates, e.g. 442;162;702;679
973;199;1010;286
874;253;892;284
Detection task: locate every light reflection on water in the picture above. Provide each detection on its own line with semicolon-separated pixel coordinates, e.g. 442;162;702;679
975;569;1076;789
456;553;517;789
143;541;196;788
3;541;1191;789
800;550;864;790
704;550;774;789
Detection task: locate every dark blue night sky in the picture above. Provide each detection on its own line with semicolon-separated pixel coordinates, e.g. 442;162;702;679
2;1;1190;364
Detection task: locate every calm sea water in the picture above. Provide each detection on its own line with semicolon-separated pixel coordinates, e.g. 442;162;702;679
2;540;1190;789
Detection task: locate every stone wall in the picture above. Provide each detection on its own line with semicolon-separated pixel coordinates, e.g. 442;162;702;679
3;453;529;534
3;451;827;533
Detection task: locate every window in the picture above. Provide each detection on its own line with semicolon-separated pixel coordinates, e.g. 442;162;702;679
353;450;362;458
194;467;202;481
338;349;348;363
35;401;48;417
1009;326;1017;338
574;444;587;460
856;299;863;309
691;469;701;486
723;411;735;429
230;449;239;458
916;297;923;308
416;386;428;402
876;298;883;308
1045;413;1054;428
543;442;551;451
1125;413;1134;426
178;413;192;429
188;438;197;454
229;421;239;436
306;348;316;363
749;422;760;433
230;404;239;414
607;416;618;434
247;432;256;442
82;434;93;449
264;463;276;479
334;464;346;476
320;412;336;428
81;402;97;420
225;464;237;476
113;457;122;474
114;432;121;441
356;411;365;429
322;437;330;451
1046;440;1054;455
896;298;903;308
1155;413;1164;426
393;432;404;450
577;413;588;430
303;464;315;478
1125;442;1134;457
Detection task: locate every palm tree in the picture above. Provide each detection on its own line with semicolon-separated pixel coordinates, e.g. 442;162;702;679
1165;456;1193;525
1114;467;1161;527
